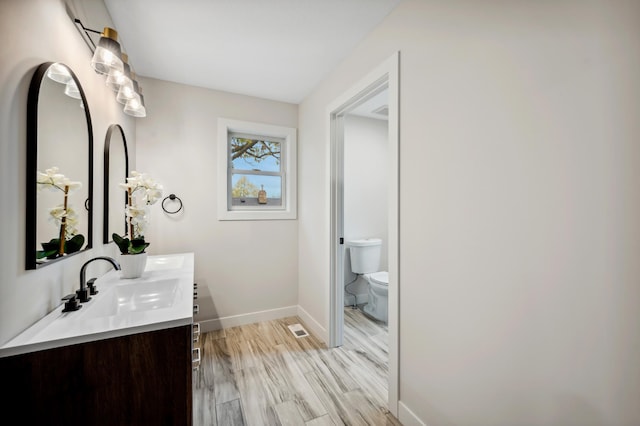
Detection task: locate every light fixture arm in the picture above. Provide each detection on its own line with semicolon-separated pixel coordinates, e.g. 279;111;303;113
73;18;102;51
74;18;102;34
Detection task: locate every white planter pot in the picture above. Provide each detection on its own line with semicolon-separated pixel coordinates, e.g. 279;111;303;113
118;252;148;279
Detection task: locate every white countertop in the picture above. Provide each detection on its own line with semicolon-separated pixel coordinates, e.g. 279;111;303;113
0;252;194;358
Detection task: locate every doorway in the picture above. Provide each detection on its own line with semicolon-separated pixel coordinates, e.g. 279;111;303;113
328;52;399;416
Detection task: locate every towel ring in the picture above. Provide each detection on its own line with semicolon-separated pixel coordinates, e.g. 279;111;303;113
162;194;183;214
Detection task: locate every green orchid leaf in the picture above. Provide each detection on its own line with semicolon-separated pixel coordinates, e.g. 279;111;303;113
65;234;85;254
129;244;149;254
36;248;58;259
112;233;131;255
112;234;150;254
130;238;149;254
38;239;61;259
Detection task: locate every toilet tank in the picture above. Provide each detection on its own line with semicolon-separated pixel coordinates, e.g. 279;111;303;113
346;238;382;274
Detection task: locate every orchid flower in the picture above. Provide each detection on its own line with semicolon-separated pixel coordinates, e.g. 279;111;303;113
35;167;85;259
125;205;148;238
119;171;163;205
47;205;79;239
117;171;163;244
37;167;82;192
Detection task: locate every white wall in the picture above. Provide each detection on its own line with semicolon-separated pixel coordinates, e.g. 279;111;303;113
298;0;640;424
344;114;388;303
0;0;299;341
0;0;135;345
135;77;299;328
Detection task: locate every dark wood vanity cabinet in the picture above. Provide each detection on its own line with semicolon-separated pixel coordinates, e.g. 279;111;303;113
0;325;193;425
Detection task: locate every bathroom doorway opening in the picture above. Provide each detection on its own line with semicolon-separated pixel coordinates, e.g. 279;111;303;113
328;52;399;416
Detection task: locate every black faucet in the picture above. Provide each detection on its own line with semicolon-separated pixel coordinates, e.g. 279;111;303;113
77;256;121;303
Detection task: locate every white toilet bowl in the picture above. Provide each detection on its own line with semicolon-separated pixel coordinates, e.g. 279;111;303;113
363;271;388;323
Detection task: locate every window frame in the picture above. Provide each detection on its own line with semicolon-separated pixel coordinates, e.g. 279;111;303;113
217;118;297;220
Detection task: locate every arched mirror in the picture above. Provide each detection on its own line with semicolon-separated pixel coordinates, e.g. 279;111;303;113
103;124;129;243
26;62;93;269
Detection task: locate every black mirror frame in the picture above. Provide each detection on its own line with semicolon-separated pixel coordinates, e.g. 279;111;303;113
26;62;94;270
103;124;129;243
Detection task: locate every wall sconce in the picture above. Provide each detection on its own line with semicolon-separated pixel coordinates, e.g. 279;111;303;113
90;27;124;75
116;70;139;104
74;19;146;118
46;63;72;84
124;90;146;117
64;80;82;99
106;53;132;91
44;63;84;108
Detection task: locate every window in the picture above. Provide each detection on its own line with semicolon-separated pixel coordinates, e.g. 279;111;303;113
229;133;284;208
218;118;297;220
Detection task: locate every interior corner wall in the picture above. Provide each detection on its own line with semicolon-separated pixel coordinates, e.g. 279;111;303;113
297;0;640;424
0;0;135;345
134;77;299;326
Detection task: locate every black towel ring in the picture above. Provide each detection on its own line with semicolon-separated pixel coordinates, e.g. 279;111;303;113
162;194;183;214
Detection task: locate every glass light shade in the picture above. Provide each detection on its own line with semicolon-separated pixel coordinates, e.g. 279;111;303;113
124;93;146;117
106;54;132;91
108;71;133;93
116;78;139;104
64;80;82;99
90;28;124;75
46;63;72;84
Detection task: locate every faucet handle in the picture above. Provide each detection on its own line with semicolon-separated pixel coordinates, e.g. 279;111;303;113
87;277;99;295
76;287;91;303
61;294;82;312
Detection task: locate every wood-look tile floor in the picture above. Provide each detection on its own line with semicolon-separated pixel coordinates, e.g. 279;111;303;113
193;307;401;425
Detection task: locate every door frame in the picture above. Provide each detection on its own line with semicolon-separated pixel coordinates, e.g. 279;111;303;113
327;51;400;416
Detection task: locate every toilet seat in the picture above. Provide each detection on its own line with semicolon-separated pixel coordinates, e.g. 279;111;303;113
369;271;388;286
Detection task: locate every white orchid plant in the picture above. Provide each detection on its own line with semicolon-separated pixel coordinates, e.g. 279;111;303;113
36;167;84;259
113;171;163;255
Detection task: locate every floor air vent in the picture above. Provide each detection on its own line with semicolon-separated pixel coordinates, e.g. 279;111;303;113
287;323;309;338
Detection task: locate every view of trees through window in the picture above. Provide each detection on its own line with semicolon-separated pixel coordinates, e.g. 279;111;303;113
230;136;283;206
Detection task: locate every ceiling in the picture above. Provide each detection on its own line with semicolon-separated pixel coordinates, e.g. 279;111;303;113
103;0;401;104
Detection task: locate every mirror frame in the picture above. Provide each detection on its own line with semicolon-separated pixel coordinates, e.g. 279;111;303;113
26;62;94;270
103;124;130;243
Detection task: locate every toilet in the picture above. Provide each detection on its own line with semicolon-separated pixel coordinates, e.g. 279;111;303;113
346;238;389;323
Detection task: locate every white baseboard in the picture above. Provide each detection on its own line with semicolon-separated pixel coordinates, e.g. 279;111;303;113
195;305;328;343
296;305;328;344
399;401;426;426
197;305;298;333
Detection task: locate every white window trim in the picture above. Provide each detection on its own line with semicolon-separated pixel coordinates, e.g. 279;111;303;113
217;118;297;220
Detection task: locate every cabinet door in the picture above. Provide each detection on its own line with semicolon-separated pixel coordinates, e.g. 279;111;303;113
0;325;193;425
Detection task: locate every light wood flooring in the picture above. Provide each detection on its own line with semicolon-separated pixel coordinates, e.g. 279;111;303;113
193;307;400;425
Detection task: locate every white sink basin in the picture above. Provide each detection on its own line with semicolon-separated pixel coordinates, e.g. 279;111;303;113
116;278;180;312
144;255;185;271
82;277;180;318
